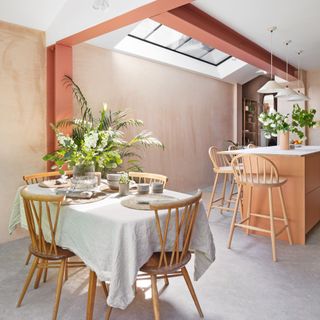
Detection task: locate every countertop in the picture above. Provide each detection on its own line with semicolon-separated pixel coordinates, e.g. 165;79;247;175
220;146;320;157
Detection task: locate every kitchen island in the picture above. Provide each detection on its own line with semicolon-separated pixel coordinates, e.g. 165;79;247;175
222;146;320;244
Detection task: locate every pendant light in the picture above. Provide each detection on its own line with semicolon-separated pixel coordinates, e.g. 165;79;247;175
276;40;297;98
287;50;310;101
257;26;283;93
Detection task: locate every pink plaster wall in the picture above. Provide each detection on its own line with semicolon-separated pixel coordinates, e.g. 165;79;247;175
73;44;234;192
0;21;46;243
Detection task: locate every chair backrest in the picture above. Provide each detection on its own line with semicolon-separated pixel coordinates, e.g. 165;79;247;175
228;144;238;151
247;144;257;149
128;172;168;187
208;146;230;171
149;190;202;269
231;154;280;185
23;170;73;185
20;187;65;257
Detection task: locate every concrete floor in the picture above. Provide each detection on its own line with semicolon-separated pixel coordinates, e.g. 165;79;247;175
1;187;320;320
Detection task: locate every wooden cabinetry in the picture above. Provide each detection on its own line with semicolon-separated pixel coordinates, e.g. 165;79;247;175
242;98;259;145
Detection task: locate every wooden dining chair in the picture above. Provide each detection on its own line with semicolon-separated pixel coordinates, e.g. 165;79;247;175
128;172;168;187
103;191;204;320
17;187;82;320
228;154;293;261
207;146;237;218
23;170;73;267
23;170;73;185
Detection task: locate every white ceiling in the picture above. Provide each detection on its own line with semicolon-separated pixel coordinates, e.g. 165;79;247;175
0;0;153;44
194;0;320;71
0;0;68;31
1;0;319;82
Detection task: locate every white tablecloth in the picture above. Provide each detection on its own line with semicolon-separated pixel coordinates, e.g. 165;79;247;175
9;185;215;309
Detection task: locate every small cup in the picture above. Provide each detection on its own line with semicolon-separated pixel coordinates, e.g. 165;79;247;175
151;182;164;194
137;183;150;195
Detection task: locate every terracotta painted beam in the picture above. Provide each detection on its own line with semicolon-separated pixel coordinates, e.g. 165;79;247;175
153;4;297;80
46;44;73;166
58;0;193;47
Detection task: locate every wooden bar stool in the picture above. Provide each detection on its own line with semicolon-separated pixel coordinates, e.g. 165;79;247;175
207;146;237;218
228;154;293;262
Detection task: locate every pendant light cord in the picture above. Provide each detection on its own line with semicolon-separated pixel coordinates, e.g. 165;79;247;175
270;29;273;79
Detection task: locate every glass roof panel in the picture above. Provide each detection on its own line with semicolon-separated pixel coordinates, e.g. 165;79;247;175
146;25;189;49
202;49;230;64
128;19;231;66
177;39;211;58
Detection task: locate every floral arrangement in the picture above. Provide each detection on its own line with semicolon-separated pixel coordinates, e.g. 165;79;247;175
44;76;163;174
259;104;317;139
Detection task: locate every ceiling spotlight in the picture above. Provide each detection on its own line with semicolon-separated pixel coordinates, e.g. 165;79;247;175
92;0;109;11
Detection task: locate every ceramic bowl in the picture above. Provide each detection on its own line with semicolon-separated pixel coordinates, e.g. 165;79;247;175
151;182;164;193
108;180;120;190
107;173;121;181
137;183;150;194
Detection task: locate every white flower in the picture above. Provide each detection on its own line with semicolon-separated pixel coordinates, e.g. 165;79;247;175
265;133;271;139
84;132;99;149
57;133;74;147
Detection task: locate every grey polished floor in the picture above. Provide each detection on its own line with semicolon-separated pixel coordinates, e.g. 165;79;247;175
1;187;320;320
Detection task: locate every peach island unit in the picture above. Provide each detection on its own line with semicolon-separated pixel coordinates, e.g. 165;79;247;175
222;146;320;245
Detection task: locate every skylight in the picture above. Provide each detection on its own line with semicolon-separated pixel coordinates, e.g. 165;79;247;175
129;21;231;67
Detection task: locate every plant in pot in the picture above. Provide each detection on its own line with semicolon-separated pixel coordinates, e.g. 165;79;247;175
118;172;130;196
258;111;290;149
43;76;164;176
258;104;317;150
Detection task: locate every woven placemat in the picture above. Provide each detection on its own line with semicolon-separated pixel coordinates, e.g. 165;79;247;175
62;192;109;205
120;194;177;211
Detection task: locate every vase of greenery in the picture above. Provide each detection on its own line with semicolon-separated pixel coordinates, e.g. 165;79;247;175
258;104;317;150
119;172;130;196
43;76;164;175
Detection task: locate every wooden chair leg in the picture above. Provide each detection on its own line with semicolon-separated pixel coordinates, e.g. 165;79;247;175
226;176;235;209
227;185;242;249
278;187;293;245
43;260;48;283
34;259;44;289
150;274;160;320
25;252;32;265
17;257;39;307
268;188;277;262
52;259;66;320
64;258;69;281
246;186;253;235
164;275;169;286
105;306;113;320
181;267;204;318
207;173;219;217
220;174;228;214
101;281;109;298
86;270;97;320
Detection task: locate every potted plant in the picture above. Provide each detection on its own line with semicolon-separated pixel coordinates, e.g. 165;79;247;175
258;111;290;149
119;172;130;196
43;76;164;175
259;104;317;150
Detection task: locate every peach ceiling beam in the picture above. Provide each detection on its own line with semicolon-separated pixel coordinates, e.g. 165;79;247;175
58;0;193;47
47;44;73;162
152;4;297;80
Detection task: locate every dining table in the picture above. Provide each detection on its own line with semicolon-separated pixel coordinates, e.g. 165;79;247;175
9;183;215;318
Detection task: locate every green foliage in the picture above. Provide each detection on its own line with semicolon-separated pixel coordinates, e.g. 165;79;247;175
259;104;317;140
43;76;164;173
291;104;317;139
